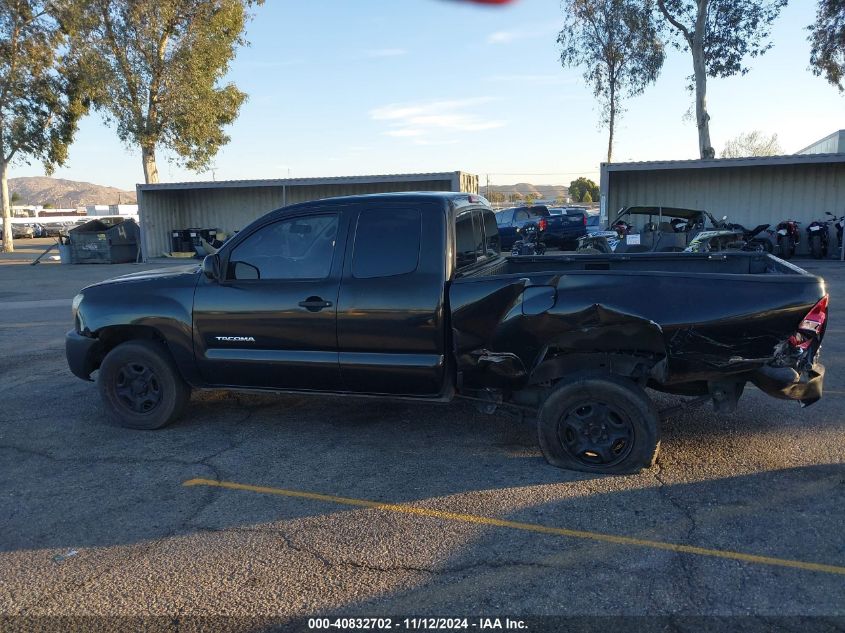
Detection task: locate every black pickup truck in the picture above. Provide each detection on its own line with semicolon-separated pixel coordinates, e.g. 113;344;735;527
66;192;827;474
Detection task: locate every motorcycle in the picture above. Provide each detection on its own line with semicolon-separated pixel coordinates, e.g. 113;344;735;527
511;223;546;256
685;213;770;253
738;222;773;253
775;220;801;260
806;217;833;259
825;211;844;253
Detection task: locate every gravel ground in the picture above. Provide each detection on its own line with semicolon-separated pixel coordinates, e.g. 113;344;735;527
0;241;843;632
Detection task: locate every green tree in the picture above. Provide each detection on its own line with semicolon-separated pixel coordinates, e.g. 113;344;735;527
76;0;262;184
0;1;87;252
489;191;505;204
508;193;523;203
558;0;664;163
583;191;593;204
809;0;844;92
569;177;600;202
656;0;787;159
525;194;538;206
42;202;53;209
721;130;782;158
10;191;20;204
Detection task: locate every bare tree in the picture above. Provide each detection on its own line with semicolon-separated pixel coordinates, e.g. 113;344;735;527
721;130;783;158
558;0;664;163
656;0;787;159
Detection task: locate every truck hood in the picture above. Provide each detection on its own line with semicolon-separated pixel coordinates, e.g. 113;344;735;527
86;264;201;288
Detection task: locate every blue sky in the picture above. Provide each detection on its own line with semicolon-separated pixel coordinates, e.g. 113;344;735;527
12;0;845;190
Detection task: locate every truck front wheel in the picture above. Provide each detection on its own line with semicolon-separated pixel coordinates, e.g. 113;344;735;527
537;374;660;474
98;340;191;430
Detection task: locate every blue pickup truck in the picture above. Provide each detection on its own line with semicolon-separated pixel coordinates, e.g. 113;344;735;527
495;205;587;250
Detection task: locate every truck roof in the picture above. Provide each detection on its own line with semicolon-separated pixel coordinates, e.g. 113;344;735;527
282;191;491;211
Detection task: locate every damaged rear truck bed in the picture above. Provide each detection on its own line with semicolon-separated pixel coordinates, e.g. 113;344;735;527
66;193;828;474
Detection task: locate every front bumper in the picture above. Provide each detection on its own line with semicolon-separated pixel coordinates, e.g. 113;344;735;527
751;361;825;407
66;330;100;381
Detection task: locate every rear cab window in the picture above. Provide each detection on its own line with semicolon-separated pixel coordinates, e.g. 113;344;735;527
455;207;500;274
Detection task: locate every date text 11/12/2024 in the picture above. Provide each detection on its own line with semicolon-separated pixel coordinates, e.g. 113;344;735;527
307;617;528;630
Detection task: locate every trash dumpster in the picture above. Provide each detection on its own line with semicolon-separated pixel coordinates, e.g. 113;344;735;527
170;229;193;253
69;217;140;264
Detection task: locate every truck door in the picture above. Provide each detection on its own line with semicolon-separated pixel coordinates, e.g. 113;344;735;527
193;209;348;390
336;202;447;395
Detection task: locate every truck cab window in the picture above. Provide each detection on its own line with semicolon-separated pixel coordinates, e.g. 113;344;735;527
456;210;480;269
227;214;338;280
482;209;501;256
352;208;421;278
456;208;489;270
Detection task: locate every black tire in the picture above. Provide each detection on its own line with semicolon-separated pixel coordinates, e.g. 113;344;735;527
537;374;660;474
777;237;792;259
98;339;190;430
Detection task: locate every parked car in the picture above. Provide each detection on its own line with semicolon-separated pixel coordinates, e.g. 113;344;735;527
545;207;589;250
0;223;34;240
496;205;586;251
495;206;549;250
42;222;67;237
67;193;828;475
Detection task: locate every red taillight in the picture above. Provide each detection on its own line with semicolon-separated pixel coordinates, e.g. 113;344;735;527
789;295;828;349
538;218;548;231
583;215;587;226
799;295;828;335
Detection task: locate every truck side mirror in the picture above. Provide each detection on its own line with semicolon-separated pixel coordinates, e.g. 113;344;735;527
202;253;220;281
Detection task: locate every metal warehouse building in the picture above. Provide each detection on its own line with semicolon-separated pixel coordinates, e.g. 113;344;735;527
137;171;478;260
600;153;845;255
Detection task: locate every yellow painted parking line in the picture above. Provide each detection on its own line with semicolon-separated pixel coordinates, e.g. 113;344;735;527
183;477;845;577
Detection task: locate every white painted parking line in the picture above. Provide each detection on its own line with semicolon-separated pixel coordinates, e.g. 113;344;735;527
0;299;72;310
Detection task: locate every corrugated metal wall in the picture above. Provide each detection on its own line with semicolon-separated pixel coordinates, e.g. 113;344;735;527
140;174;478;259
607;163;845;254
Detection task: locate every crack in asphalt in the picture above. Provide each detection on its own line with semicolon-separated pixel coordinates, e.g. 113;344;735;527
652;459;709;612
184;523;570;579
2;405;268;616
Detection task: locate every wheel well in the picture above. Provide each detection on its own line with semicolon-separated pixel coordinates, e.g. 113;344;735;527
91;325;169;371
529;352;667;388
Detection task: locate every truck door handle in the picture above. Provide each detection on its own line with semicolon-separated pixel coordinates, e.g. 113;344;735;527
298;297;333;312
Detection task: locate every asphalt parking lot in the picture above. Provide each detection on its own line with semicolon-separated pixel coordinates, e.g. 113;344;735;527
1;238;843;631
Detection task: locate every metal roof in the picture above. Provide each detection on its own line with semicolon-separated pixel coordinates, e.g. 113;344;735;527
604;153;845;173
797;130;845;155
137;171;467;192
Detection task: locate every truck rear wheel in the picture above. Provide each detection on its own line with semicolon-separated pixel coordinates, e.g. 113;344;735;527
537;374;660;474
98;340;190;430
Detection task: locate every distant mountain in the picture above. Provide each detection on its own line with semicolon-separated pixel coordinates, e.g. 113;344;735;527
8;177;136;207
481;182;570;202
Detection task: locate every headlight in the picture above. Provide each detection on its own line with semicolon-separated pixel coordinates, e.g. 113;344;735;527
72;293;84;331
